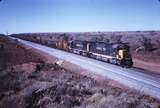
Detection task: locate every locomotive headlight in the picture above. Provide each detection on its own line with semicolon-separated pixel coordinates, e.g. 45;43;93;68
118;49;124;60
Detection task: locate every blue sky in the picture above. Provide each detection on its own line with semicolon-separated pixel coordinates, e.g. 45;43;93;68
0;0;160;33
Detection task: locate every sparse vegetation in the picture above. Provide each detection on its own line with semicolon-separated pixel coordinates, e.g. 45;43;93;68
0;35;160;108
110;35;122;43
138;35;156;52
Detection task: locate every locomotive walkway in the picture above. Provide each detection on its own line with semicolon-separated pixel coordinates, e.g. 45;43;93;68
10;37;160;99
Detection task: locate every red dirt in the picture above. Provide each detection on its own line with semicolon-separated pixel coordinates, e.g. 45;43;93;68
0;37;45;69
133;53;160;73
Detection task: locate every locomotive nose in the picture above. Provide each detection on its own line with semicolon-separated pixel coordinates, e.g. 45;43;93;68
124;59;133;68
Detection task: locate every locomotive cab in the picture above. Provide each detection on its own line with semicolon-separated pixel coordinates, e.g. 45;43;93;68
117;44;133;67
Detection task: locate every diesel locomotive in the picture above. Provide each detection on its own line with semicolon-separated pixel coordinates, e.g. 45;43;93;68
54;39;133;68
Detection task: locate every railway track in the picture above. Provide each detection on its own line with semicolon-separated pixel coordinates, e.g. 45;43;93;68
10;37;160;99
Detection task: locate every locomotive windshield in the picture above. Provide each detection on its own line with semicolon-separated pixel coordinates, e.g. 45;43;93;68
123;50;131;59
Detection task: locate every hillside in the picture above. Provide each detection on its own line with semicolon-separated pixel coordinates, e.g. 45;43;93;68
0;36;160;108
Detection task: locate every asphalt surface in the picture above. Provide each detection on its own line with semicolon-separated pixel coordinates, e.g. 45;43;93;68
10;37;160;99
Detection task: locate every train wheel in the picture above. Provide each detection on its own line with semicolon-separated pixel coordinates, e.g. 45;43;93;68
120;60;125;67
107;59;110;63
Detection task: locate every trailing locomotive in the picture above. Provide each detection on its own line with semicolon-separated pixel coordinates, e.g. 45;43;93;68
54;38;133;68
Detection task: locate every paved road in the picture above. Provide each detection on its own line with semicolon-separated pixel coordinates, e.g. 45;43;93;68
11;37;160;99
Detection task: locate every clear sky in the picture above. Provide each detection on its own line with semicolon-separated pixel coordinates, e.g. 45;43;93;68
0;0;160;33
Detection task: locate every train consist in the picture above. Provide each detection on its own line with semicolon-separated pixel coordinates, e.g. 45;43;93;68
15;35;133;67
55;38;133;68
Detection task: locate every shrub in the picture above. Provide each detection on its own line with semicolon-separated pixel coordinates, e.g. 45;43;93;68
139;36;157;52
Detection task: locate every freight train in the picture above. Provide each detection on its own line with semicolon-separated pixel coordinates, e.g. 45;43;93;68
54;39;133;68
15;35;133;67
